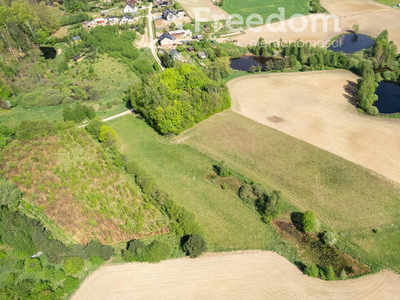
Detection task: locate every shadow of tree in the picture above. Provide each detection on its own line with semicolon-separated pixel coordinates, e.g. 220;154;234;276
290;212;303;232
343;80;359;106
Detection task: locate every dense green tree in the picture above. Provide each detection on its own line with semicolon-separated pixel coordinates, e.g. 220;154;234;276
24;258;43;273
324;265;335;280
305;263;319;277
182;234;207;258
63;256;84;276
99;125;117;148
85;240;114;261
302;211;317;232
0;178;22;208
321;231;337;246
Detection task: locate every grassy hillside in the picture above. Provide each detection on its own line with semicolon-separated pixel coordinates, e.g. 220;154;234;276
0;123;167;244
108;115;294;252
221;0;311;21
181;110;400;272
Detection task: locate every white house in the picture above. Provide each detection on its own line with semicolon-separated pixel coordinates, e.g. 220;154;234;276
119;14;134;24
123;0;137;15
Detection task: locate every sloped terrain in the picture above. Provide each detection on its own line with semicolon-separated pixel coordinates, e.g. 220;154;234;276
0;127;167;244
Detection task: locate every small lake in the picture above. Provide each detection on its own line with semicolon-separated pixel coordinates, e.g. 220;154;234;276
374;81;400;114
40;46;57;59
328;34;375;54
230;56;276;71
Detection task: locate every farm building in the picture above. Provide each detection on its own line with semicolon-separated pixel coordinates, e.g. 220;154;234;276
168;29;192;39
159;33;176;47
123;0;137;14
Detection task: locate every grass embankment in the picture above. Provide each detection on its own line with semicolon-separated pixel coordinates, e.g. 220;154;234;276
221;0;311;21
180;110;400;273
108;115;295;254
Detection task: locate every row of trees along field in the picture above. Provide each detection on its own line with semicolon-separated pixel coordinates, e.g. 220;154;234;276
126;63;232;135
248;31;400;115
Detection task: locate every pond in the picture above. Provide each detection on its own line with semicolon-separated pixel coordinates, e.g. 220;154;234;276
39;46;57;60
328;34;375;54
230;55;276;71
374;81;400;114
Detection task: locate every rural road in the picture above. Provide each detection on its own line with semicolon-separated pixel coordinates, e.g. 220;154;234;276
147;3;165;71
79;110;133;128
71;251;400;300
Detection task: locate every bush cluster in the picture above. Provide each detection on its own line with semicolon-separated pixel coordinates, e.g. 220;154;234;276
238;183;282;222
122;240;172;263
302;211;317;232
63;103;96;123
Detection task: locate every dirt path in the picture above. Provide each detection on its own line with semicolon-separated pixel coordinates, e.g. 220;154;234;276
219;0;400;48
72;251;400;300
228;70;400;185
147;3;165;71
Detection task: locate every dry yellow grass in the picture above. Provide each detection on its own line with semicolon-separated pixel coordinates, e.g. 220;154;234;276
72;251;400;300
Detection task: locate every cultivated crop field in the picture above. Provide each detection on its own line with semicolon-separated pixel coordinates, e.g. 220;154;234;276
221;0;310;21
228;70;400;185
72;251;400;300
180;108;400;272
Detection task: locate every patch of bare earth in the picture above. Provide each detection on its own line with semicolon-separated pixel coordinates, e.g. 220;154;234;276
228;70;400;185
72;251;400;300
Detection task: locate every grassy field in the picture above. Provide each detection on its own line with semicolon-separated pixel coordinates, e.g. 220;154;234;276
373;0;400;6
180;110;400;272
221;0;311;21
108;115;297;254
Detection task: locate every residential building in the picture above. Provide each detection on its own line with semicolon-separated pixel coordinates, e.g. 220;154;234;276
168;29;192;39
162;8;178;21
155;0;169;8
159;33;176;47
123;0;137;14
119;14;135;24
